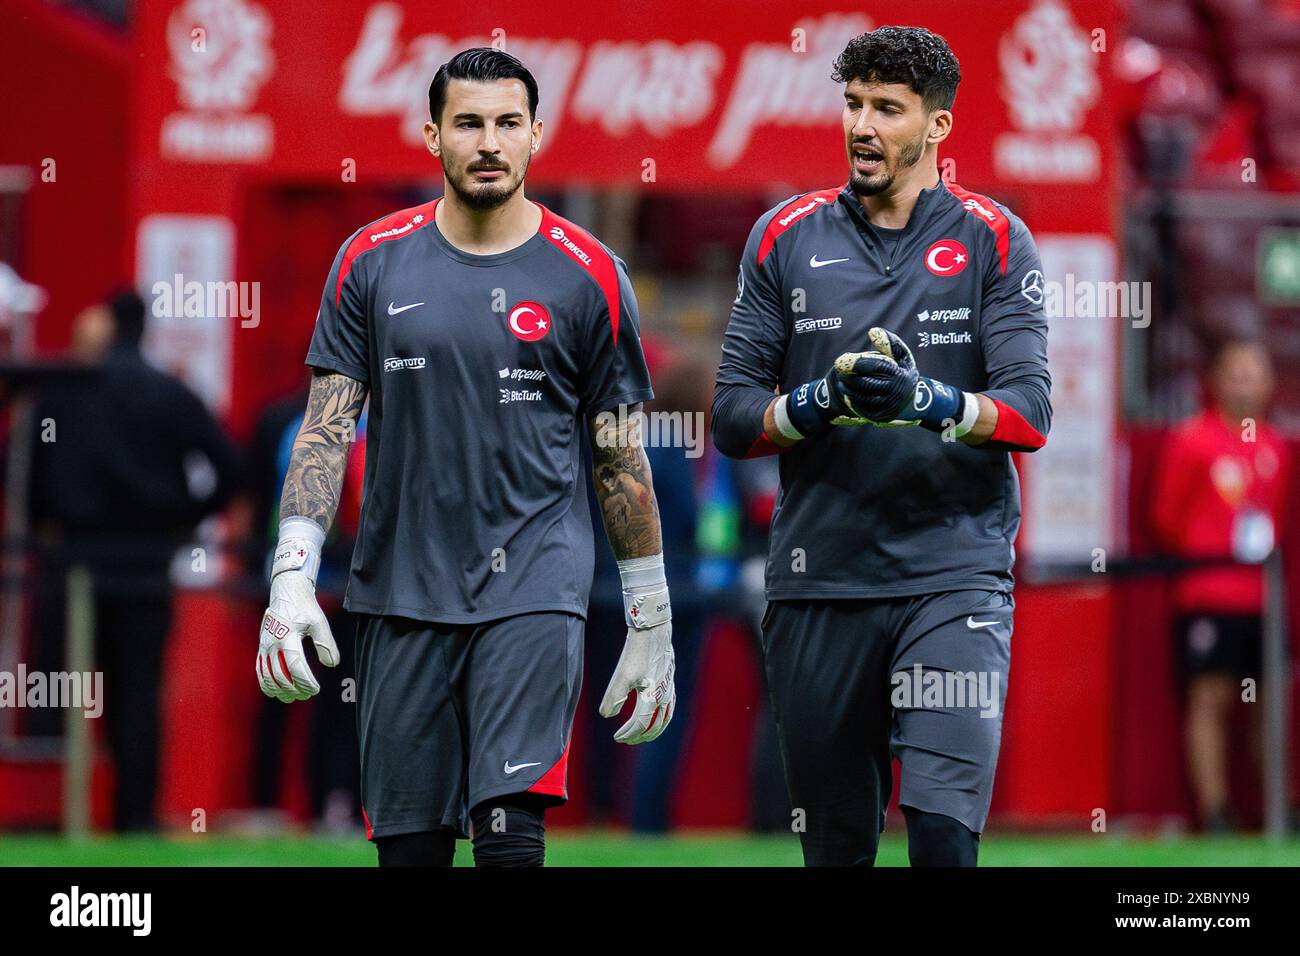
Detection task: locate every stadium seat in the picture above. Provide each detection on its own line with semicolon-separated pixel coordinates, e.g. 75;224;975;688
1177;218;1260;297
1127;0;1212;55
1144;51;1224;121
1209;0;1300;51
1260;122;1300;183
1195;292;1269;342
1233;51;1300;120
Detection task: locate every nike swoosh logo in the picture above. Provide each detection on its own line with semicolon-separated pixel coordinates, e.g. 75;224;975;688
809;255;849;268
966;617;999;630
503;761;541;775
387;301;425;315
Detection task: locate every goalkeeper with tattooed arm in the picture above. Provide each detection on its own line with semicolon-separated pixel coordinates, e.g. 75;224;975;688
255;48;674;867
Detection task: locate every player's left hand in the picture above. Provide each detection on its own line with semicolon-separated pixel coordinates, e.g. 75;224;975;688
599;621;675;744
849;327;922;424
830;346;918;422
862;327;969;432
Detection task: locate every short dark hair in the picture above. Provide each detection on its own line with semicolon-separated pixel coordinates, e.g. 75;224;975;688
831;26;961;113
108;288;146;346
428;47;539;126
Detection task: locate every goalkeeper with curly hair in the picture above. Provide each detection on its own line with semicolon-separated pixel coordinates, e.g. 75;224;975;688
712;26;1052;866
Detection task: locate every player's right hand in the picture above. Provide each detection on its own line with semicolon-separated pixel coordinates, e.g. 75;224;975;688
256;570;339;702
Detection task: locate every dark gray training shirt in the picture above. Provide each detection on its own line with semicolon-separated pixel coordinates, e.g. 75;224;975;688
307;198;653;624
712;181;1052;600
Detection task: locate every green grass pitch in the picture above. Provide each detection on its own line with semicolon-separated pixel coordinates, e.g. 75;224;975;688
2;831;1299;866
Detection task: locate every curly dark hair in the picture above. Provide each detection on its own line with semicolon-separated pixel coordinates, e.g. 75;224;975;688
831;26;961;113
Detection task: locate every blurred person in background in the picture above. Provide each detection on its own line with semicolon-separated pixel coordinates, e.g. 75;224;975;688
693;441;793;832
68;297;117;362
1152;339;1290;832
26;288;242;831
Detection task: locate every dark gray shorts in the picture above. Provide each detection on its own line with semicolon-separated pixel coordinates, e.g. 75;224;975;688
761;590;1013;864
354;611;584;841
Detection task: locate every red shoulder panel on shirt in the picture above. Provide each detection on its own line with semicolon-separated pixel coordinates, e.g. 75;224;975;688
946;182;1011;276
336;199;440;307
756;187;842;267
537;204;622;345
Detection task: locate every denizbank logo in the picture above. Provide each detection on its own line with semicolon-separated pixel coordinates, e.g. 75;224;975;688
371;213;424;243
777;195;829;227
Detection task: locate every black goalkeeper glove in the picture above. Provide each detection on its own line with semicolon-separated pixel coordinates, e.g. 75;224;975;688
778;348;917;439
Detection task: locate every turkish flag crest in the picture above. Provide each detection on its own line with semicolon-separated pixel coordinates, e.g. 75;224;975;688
506;301;551;341
924;239;969;277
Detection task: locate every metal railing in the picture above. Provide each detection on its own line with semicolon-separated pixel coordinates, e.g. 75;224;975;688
1;538;1291;837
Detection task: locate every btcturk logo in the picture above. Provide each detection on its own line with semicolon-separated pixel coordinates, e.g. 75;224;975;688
924;239;969;277
506;301;551;342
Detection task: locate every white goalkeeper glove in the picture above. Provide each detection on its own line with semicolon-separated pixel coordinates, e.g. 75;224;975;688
599;554;676;744
256;517;339;703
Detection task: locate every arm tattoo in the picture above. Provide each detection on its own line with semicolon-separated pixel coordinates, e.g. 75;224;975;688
589;404;663;559
279;370;368;532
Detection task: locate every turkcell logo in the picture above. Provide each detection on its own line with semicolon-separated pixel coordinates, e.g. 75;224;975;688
916;307;971;323
917;331;973;348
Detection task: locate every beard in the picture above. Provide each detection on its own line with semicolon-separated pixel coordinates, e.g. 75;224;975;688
848;130;927;197
446;154;530;210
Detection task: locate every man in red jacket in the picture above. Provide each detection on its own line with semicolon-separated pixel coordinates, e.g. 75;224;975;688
1153;340;1289;831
